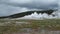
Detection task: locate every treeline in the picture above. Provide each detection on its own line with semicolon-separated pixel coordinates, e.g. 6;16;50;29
0;9;56;19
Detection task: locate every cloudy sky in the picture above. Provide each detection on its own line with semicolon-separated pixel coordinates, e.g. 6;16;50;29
0;0;58;16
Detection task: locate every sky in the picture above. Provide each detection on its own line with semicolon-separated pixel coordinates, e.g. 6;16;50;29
0;0;58;16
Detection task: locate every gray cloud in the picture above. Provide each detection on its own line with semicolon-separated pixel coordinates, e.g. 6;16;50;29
0;0;58;9
0;0;58;16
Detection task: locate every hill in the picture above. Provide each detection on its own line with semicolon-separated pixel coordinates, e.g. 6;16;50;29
0;9;56;19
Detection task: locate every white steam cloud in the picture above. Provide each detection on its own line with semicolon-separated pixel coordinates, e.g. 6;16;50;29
16;12;58;20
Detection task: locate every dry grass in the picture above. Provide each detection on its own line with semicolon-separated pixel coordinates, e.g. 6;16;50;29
0;19;60;34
